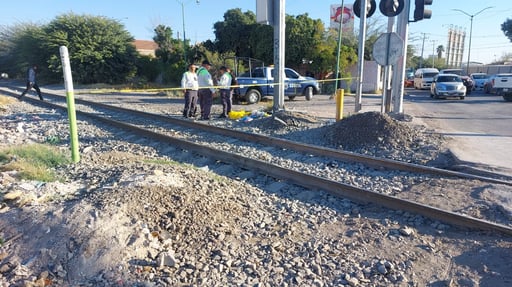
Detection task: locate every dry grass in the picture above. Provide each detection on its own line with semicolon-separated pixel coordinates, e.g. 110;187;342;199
0;95;17;110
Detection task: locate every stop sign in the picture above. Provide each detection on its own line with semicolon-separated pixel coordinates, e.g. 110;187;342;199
372;32;403;66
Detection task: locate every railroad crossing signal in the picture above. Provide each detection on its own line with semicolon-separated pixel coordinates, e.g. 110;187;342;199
353;0;377;18
413;0;433;21
379;0;405;17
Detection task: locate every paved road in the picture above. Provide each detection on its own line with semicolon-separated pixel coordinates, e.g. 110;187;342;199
403;89;512;177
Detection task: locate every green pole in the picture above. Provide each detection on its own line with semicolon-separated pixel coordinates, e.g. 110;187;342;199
334;0;345;94
59;46;80;163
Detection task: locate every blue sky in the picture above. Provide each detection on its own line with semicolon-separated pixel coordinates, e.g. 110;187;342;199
1;0;511;64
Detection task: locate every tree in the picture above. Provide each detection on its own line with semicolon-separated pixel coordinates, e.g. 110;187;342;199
501;18;512;42
436;45;444;59
247;24;273;64
40;13;138;84
406;44;419;68
0;23;45;79
152;24;184;84
284;14;324;70
153;25;176;64
212;9;256;56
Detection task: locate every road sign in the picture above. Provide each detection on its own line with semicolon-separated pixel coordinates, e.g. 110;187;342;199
372;32;403;66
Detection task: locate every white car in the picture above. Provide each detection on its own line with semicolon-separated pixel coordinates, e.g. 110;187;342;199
430;73;466;100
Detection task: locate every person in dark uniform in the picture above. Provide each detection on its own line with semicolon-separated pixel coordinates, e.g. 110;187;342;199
19;64;44;100
197;60;215;120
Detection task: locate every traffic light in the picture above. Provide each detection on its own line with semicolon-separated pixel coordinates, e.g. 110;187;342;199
354;0;377;18
414;0;433;21
379;0;405;17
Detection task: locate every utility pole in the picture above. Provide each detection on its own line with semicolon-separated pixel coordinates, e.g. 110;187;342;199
431;40;436;68
419;32;427;68
176;0;200;63
334;0;345;95
355;0;368;112
273;0;286;112
391;0;410;114
452;6;493;74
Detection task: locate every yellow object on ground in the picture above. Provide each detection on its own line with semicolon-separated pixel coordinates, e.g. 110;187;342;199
228;110;250;120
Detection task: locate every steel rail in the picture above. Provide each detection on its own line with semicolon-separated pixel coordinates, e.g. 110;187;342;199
6;88;512;185
10;93;512;236
74;95;512;185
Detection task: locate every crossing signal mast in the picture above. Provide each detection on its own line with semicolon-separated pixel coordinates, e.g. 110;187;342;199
413;0;433;21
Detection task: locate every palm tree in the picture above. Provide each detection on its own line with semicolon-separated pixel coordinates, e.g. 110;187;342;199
436;45;445;59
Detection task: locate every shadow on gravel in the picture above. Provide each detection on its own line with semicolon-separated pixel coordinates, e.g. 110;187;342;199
452;246;512;287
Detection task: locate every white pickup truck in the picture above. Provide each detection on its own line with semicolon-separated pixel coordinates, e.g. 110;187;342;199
492;73;512;102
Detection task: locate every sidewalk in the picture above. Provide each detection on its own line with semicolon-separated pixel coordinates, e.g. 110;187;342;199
399;101;512;178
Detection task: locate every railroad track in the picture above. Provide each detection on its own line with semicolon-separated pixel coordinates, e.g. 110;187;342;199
3;88;512;236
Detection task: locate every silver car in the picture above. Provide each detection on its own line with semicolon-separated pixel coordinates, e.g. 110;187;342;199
430;73;466;100
470;73;489;90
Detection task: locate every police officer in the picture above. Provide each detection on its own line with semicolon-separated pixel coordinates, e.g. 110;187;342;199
197;60;215;120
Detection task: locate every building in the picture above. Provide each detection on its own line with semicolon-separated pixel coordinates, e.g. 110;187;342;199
132;40;158;57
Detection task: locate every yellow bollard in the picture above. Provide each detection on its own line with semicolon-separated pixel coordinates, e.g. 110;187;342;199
335;89;344;121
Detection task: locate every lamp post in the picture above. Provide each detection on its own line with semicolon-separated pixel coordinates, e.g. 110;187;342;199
176;0;200;63
431;40;436;68
452;6;493;74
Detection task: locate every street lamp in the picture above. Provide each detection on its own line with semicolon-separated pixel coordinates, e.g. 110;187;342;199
176;0;200;63
452;6;493;74
431;40;436;68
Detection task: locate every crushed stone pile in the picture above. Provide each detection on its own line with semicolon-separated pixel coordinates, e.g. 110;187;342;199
324;111;420;150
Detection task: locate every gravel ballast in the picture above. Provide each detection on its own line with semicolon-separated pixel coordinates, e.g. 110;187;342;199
1;95;511;287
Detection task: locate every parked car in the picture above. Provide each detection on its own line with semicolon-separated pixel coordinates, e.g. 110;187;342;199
413;68;439;89
470;73;489;90
484;74;497;94
430;73;466;100
404;75;414;88
439;69;473;94
234;66;320;104
492;73;512;101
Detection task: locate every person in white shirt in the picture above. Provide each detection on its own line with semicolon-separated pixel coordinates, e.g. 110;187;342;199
181;64;199;118
19;64;43;101
217;66;232;118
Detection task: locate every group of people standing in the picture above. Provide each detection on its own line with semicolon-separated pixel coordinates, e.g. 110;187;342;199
17;61;232;119
180;60;233;120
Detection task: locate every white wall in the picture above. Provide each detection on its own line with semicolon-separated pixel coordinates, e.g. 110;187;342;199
347;61;382;93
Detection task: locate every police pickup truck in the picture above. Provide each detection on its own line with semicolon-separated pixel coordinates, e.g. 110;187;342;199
493;73;512;102
233;66;320;104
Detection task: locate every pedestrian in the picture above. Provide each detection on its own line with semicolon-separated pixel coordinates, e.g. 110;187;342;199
197;60;215;120
19;64;43;101
217;66;232;118
181;63;199;118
